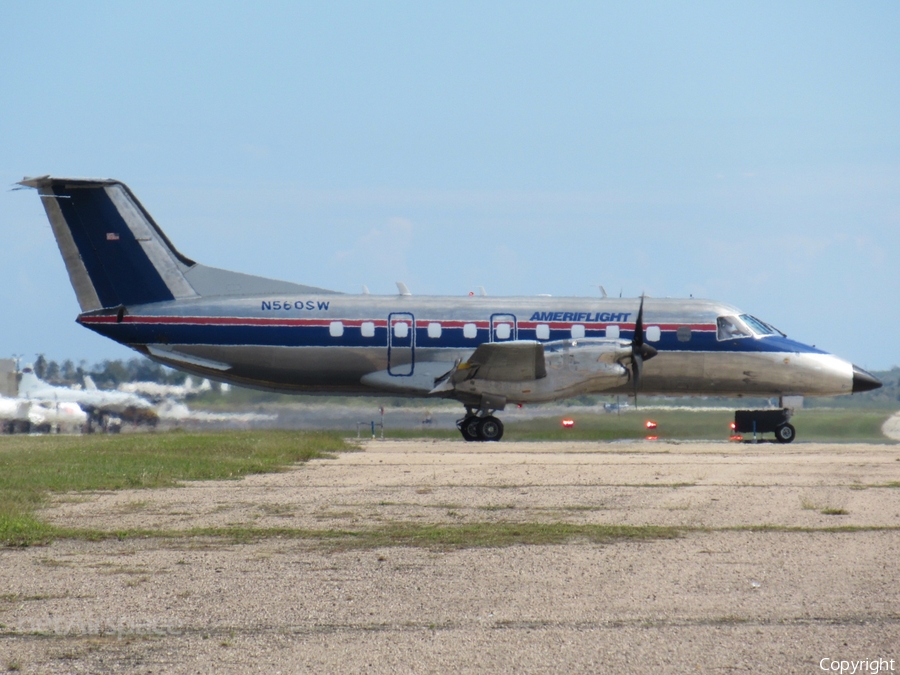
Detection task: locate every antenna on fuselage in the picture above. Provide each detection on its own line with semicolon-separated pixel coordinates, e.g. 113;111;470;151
599;285;608;298
396;282;412;296
361;285;370;295
478;286;487;297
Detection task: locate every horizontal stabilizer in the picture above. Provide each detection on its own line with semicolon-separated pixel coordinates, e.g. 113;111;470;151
147;346;232;371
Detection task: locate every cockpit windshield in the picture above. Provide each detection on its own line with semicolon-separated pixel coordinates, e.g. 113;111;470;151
739;314;785;337
716;316;751;340
717;314;785;340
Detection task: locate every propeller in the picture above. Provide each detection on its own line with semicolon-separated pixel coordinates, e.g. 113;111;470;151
629;295;658;402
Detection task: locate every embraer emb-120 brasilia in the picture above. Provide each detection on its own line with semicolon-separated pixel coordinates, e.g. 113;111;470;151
20;176;881;442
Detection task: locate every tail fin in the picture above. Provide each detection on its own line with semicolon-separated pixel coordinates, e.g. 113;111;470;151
21;176;340;311
17;365;49;399
19;176;199;311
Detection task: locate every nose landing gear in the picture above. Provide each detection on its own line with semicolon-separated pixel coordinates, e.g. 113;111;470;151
457;409;504;442
734;409;796;443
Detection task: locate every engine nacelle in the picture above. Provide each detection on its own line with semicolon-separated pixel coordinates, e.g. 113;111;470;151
453;338;631;404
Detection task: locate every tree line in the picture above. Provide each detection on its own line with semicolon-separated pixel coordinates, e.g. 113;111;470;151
31;355;189;390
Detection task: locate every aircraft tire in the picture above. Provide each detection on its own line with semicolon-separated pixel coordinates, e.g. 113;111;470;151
459;416;480;442
477;416;504;442
774;423;796;444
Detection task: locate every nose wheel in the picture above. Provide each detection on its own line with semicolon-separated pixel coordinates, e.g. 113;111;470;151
457;412;504;442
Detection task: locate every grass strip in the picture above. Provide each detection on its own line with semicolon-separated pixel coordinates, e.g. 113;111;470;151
14;522;900;550
190;522;683;548
380;409;896;442
22;522;682;549
0;430;348;546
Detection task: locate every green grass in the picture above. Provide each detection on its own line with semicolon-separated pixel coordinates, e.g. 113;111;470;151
202;522;682;548
0;431;348;546
787;409;894;442
381;408;895;442
13;522;682;549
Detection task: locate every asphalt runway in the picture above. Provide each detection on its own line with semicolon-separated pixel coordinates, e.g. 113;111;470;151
2;439;900;674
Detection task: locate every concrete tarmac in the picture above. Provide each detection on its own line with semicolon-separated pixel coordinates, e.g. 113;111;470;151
2;439;900;674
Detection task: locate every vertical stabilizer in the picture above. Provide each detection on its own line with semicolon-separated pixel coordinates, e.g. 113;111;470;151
19;176;199;311
17;365;50;399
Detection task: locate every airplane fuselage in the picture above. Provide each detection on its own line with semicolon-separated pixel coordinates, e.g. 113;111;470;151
77;294;855;400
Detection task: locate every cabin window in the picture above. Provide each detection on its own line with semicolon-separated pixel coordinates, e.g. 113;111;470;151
495;323;511;340
427;322;442;339
570;324;585;339
717;315;751;341
361;322;375;338
463;323;477;339
393;322;409;339
646;325;661;342
677;326;692;342
536;324;550;340
606;325;620;339
329;321;344;337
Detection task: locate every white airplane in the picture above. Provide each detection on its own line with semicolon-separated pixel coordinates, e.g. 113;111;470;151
26;399;88;433
0;395;33;433
117;377;211;401
18;365;157;428
1;395;87;434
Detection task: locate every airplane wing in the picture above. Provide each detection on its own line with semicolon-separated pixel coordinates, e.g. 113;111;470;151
361;343;547;397
429;341;547;395
459;341;547;382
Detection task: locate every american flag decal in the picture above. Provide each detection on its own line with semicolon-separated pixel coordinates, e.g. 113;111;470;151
106;232;120;241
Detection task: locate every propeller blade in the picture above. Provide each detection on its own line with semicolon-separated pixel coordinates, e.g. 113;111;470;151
633;296;645;350
632;352;643;396
628;295;657;403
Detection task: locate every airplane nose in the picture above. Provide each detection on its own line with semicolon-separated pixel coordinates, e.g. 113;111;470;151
852;365;882;393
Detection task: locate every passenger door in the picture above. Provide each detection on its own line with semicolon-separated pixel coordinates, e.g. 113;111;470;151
490;313;517;343
387;312;415;376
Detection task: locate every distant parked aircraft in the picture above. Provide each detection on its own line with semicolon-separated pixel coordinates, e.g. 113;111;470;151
1;395;87;434
0;395;33;433
25;399;88;433
117;377;211;402
18;365;156;429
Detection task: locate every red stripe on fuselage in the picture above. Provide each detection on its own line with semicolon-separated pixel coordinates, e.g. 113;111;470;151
78;314;716;332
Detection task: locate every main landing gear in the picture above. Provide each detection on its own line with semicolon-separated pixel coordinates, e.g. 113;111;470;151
457;409;504;442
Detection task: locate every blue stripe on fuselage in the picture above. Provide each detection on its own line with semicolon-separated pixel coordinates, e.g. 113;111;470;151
82;319;826;354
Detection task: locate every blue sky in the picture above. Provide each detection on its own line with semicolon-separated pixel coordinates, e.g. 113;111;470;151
2;2;898;370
